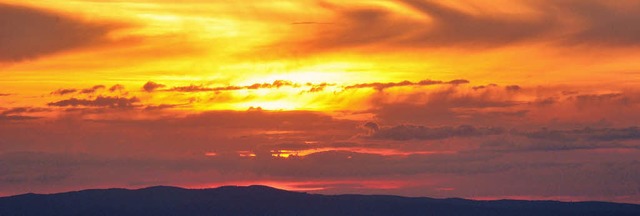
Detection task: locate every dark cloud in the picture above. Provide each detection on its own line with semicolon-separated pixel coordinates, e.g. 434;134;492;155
306;83;332;93
143;104;180;111
1;107;49;116
363;122;380;131
446;79;470;85
0;107;48;121
370;86;640;129
505;85;521;91
0;93;11;96
374;87;522;125
163;79;465;94
344;79;468;91
573;93;627;104
142;81;166;92
51;88;77;96
47;96;140;108
248;80;294;89
533;97;556;106
168;80;299;93
588;127;640;141
51;85;109;96
0;115;41;121
556;0;640;46
79;85;105;94
368;124;504;141
523;127;640;142
472;84;498;91
0;3;120;62
108;84;125;93
168;84;215;92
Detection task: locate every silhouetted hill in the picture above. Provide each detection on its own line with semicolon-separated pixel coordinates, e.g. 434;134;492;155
1;185;639;216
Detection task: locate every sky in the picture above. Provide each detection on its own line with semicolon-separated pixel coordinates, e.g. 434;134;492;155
1;0;640;203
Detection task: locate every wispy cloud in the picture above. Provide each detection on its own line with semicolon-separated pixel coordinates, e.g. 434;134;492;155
0;3;123;62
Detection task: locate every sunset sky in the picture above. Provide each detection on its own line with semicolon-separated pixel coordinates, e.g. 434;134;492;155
2;0;640;203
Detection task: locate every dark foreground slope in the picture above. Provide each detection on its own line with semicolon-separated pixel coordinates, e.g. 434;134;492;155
1;185;639;216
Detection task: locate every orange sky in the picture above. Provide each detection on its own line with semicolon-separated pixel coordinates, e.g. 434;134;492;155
2;0;640;204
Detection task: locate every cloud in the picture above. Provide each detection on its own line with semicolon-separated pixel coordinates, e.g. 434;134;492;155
363;122;380;131
0;115;41;121
533;97;556;106
306;83;332;93
556;0;640;46
108;84;125;93
79;85;105;94
281;0;640;54
373;87;523;125
0;109;360;158
338;123;640;154
143;104;180;111
0;107;51;121
505;85;521;91
344;79;468;91
0;107;48;121
51;85;109;96
51;88;77;96
0;93;11;96
472;84;498;91
0;3;121;62
142;81;166;92
160;79;464;94
397;0;556;46
1;108;639;202
522;127;640;142
47;96;140;108
367;124;504;141
285;1;557;52
248;80;295;89
572;93;628;105
169;84;217;92
168;80;299;93
1;107;49;116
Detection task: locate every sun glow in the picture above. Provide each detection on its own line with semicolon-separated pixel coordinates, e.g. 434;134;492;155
270;148;455;158
235;101;300;111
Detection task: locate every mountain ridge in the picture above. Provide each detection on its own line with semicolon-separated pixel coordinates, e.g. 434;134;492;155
1;185;639;216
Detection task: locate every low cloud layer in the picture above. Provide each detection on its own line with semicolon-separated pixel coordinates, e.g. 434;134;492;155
1;111;639;201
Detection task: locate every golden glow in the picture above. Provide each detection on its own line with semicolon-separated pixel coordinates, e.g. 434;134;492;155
0;0;640;115
238;151;257;158
191;179;412;192
270;148;455;158
3;0;640;113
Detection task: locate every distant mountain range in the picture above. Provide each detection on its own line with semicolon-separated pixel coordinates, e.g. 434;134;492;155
1;185;639;216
